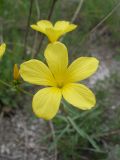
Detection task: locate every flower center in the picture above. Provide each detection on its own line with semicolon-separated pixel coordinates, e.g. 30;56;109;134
54;72;68;89
57;81;64;89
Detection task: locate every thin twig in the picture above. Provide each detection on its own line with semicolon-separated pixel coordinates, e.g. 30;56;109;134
24;0;34;57
0;19;3;43
80;1;120;46
16;86;33;97
48;120;58;160
34;0;58;58
0;112;4;129
31;32;39;58
60;0;84;42
34;35;44;57
90;1;120;33
0;79;33;96
95;129;120;138
47;0;58;20
71;0;84;23
35;0;40;19
0;79;12;88
31;0;41;58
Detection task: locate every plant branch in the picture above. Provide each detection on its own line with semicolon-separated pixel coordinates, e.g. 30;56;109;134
31;0;41;58
60;0;84;42
95;129;120;138
90;1;120;34
34;0;58;58
80;1;120;46
71;0;84;23
0;79;11;88
47;0;58;20
16;86;33;97
0;79;32;97
24;0;34;57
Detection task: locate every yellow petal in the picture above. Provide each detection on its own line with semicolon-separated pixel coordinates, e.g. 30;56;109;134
32;87;62;120
20;59;56;86
13;64;20;80
37;20;53;28
62;83;96;110
45;28;62;42
0;43;6;59
54;21;69;30
44;42;68;86
67;57;99;82
31;20;53;34
30;25;43;32
65;24;77;32
31;20;77;42
54;21;77;33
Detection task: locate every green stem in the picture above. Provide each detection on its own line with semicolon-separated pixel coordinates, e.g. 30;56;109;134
0;79;12;88
61;101;69;116
0;79;33;97
16;86;33;96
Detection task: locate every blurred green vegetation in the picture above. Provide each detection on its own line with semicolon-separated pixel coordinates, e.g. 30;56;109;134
51;73;120;160
0;0;120;159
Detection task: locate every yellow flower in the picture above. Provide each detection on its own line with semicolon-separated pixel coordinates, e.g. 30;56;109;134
20;42;99;120
31;20;77;42
0;43;6;59
13;64;20;80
